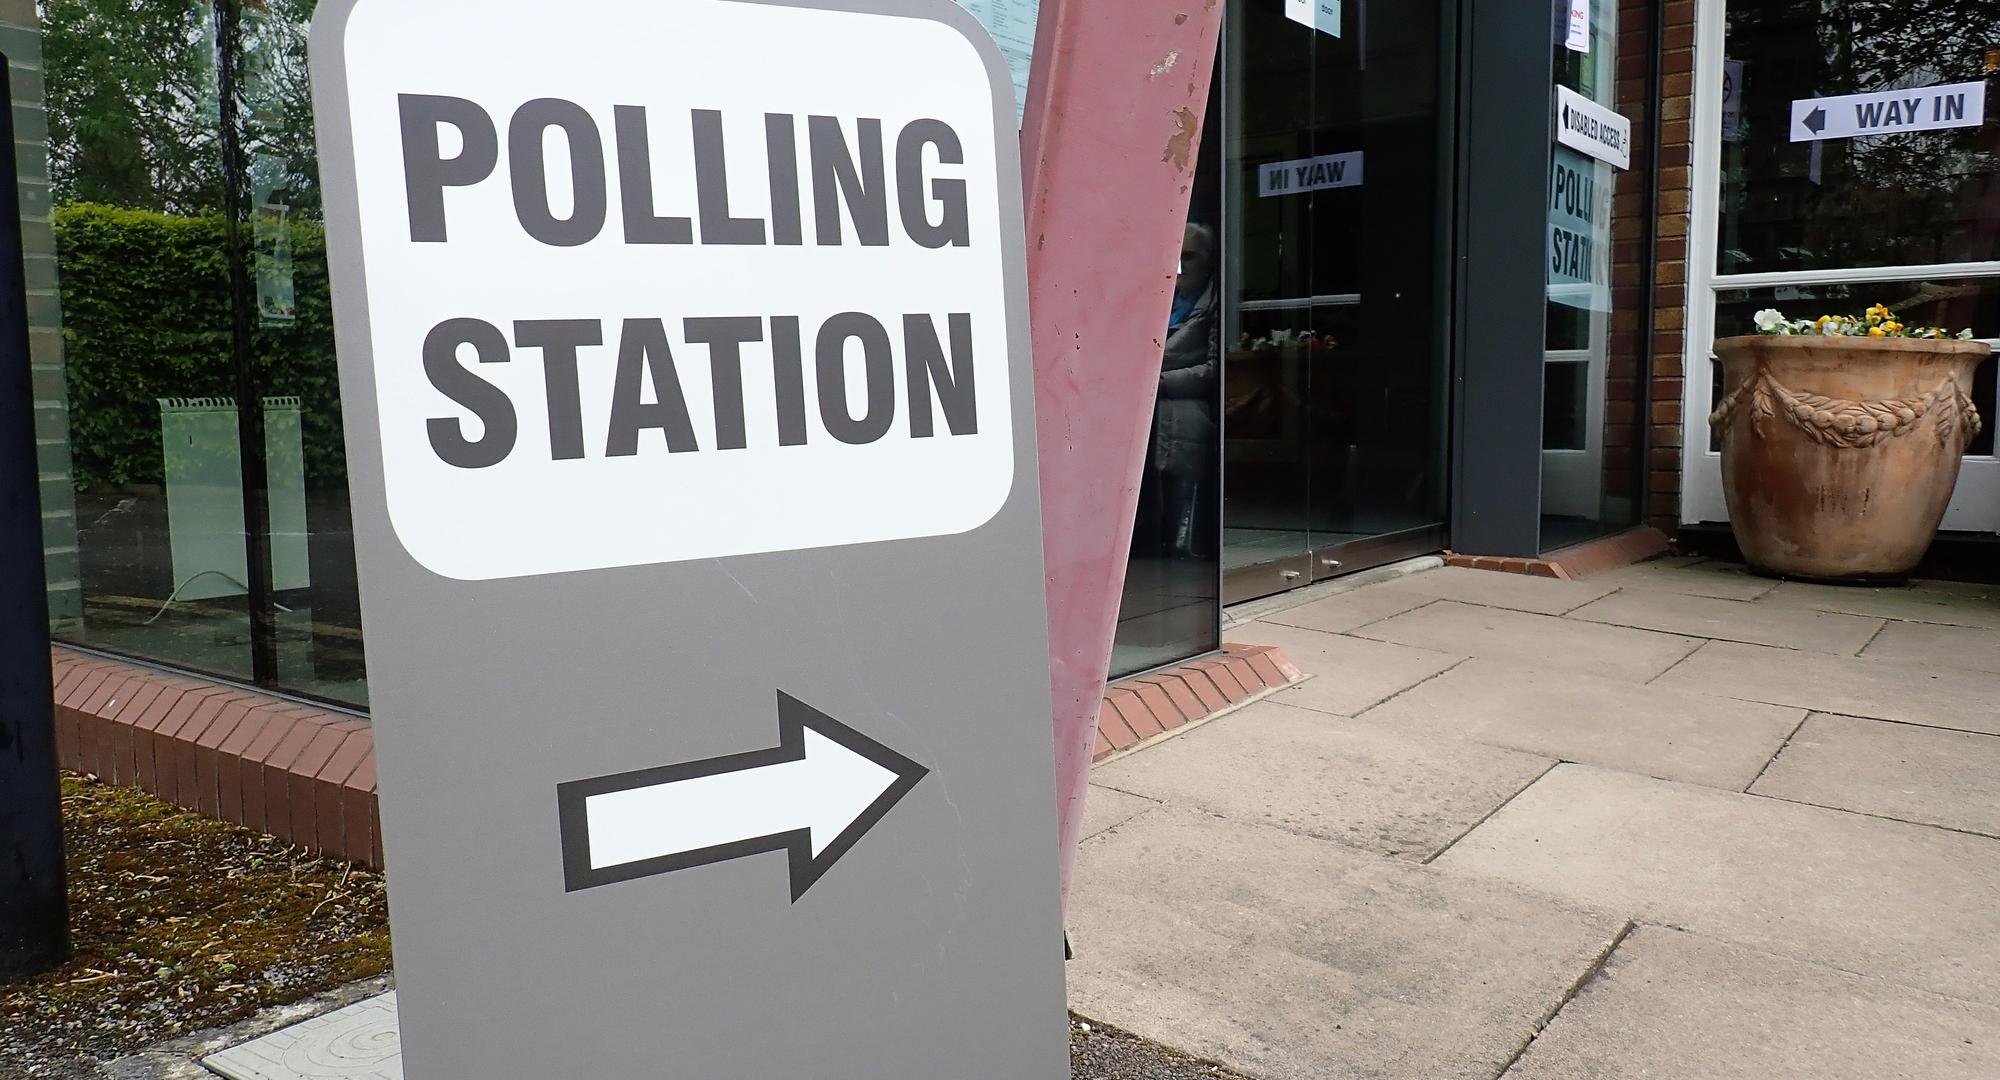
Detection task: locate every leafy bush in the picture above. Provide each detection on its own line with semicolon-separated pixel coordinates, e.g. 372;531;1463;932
55;202;346;490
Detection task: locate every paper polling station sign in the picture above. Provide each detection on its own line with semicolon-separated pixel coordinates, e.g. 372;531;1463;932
309;0;1066;1076
1548;147;1612;312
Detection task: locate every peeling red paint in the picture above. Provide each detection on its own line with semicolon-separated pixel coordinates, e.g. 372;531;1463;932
1161;106;1198;169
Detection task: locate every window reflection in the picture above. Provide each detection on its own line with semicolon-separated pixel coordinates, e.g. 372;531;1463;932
40;0;365;704
1719;1;2000;274
1112;79;1224;680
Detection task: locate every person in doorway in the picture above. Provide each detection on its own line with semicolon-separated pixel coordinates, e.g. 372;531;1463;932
1153;221;1220;557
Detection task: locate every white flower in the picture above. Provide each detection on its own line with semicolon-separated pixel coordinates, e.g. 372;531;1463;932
1958;329;1977;340
1753;308;1787;333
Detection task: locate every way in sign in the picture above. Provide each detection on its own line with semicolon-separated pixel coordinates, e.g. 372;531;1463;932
1792;81;1988;143
1257;150;1364;198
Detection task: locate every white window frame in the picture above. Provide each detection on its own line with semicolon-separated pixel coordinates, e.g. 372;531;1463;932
1681;0;2000;533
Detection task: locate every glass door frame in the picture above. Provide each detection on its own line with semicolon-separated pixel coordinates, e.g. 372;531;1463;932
1215;0;1460;607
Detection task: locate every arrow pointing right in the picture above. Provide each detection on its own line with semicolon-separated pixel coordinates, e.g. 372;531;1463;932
557;692;927;899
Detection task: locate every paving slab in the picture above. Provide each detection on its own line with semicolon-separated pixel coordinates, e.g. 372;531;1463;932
1347;565;1620;616
1079;785;1160;841
1587;558;1780;601
1504;926;2000;1080
1655;640;2000;736
1763;580;2000;631
1258;586;1438;635
1352;602;1702;684
1225;621;1463;716
1096;699;1553;860
1861;619;2000;675
1067;806;1626;1080
1565;589;1885;655
1435;764;2000;1005
203;993;400;1080
1354;657;1804;790
1751;714;2000;837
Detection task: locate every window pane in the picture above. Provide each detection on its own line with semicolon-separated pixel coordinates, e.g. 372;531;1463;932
1718;0;2000;275
1544;360;1589;451
1114;48;1224;679
1712;277;2000;458
43;0;257;681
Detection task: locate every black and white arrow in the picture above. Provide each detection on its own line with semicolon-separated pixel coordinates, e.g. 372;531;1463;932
1803;106;1827;135
556;692;927;899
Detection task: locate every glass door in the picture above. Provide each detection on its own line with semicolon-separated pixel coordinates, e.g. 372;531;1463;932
1220;0;1451;604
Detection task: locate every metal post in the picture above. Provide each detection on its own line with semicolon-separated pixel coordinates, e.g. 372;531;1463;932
1020;1;1226;910
1449;0;1556;557
0;53;70;984
213;0;281;684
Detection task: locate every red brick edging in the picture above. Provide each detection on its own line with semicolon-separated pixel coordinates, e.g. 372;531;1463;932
1093;643;1303;762
49;648;382;870
1445;526;1671;581
55;640;1305;862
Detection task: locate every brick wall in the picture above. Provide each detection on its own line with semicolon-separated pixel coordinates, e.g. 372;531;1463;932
1604;0;1696;539
0;0;81;629
1650;0;1696;535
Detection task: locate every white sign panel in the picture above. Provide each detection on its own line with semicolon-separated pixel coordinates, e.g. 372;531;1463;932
1548;147;1612;312
953;0;1038;122
1554;84;1632;171
335;0;1017;581
1286;0;1340;38
1314;0;1342;37
1791;81;1988;142
1565;0;1590;53
1257;151;1364;197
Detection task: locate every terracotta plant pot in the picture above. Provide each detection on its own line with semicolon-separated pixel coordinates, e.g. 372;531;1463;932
1709;335;1989;583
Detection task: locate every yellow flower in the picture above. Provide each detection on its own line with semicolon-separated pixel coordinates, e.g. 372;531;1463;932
1885;322;1903;333
1868;326;1887;337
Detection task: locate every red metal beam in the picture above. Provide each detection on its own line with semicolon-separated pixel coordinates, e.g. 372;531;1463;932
1020;0;1224;908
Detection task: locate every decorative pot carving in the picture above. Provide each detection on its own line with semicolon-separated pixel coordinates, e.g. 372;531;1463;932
1709;335;1989;583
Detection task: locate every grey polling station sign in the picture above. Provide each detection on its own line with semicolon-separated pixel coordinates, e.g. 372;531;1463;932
308;0;1068;1075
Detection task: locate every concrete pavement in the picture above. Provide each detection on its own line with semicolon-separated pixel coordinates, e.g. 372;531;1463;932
1066;559;2000;1079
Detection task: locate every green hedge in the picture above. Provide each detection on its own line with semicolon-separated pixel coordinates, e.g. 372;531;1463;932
55;202;346;490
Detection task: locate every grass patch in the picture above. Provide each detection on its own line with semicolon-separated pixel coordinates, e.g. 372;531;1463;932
0;773;391;1075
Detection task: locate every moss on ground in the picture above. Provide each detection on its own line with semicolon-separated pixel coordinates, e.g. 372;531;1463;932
0;774;391;1075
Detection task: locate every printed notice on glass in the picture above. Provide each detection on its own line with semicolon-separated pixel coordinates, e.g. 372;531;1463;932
1721;60;1744;142
1565;0;1589;53
1285;0;1341;38
1548;147;1612;312
954;0;1039;123
1554;85;1632;170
